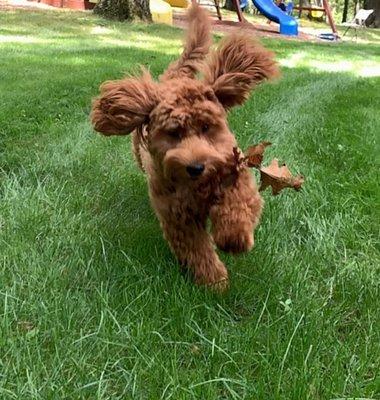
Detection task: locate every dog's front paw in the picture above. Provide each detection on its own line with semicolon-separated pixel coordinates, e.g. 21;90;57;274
207;277;229;293
214;230;254;254
193;260;229;292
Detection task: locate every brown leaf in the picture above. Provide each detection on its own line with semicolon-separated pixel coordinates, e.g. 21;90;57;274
190;344;201;355
259;159;305;195
245;141;272;168
17;321;35;332
232;147;245;169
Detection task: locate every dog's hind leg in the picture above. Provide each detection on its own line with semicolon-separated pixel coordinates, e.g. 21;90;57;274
210;168;263;254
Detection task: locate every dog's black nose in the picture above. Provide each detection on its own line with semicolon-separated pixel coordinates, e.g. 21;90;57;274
186;163;205;177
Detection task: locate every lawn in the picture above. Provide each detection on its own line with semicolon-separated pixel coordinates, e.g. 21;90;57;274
0;8;379;400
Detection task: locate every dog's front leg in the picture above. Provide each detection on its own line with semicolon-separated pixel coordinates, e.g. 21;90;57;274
210;168;263;254
153;202;228;289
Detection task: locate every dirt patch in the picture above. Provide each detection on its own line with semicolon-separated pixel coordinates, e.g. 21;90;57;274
173;11;316;41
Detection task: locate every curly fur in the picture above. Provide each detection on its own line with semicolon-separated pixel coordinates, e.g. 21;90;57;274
91;3;279;290
160;3;211;81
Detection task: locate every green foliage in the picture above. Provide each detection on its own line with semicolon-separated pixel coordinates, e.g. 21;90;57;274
1;9;379;399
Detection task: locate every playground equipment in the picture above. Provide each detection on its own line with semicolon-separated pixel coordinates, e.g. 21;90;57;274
251;0;298;35
150;0;192;25
150;0;173;24
208;0;298;36
156;0;336;39
293;0;338;37
195;0;244;22
166;0;189;6
218;0;338;38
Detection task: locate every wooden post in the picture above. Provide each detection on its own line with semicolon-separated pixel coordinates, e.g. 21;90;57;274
214;0;222;20
232;0;246;22
323;0;339;36
298;0;303;19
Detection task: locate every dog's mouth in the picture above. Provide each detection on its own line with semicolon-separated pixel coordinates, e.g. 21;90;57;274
162;142;240;189
164;157;238;189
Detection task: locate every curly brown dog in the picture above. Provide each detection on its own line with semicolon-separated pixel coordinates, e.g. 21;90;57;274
91;3;279;290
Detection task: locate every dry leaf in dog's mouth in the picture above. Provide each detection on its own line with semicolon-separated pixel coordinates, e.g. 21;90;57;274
232;142;305;195
259;159;305;195
245;141;272;168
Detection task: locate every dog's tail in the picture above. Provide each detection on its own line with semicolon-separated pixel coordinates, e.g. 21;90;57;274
161;3;211;81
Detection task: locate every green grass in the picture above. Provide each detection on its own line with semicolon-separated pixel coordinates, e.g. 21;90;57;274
1;8;380;400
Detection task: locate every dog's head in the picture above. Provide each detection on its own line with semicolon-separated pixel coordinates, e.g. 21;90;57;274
91;4;279;185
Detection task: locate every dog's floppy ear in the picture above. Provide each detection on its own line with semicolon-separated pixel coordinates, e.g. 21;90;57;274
203;34;279;109
91;70;158;136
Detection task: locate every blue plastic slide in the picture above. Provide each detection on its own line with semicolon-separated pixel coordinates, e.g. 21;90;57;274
251;0;298;36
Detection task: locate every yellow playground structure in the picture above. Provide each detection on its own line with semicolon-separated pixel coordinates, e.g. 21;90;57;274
165;0;189;6
150;0;190;25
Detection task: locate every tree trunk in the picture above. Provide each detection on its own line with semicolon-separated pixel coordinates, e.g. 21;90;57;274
342;0;349;22
224;0;236;11
94;0;152;22
134;0;152;20
363;0;380;27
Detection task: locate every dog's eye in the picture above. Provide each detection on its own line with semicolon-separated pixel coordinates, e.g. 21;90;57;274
167;130;180;139
201;124;209;133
